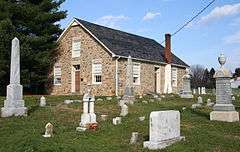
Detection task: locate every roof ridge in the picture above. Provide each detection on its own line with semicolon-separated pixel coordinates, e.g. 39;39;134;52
74;17;159;43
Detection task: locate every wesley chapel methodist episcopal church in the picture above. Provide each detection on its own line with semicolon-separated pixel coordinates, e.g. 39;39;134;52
48;18;189;96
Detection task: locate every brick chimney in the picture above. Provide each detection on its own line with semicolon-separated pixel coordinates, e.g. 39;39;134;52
164;33;172;64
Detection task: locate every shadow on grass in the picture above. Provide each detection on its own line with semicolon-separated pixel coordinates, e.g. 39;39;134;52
191;109;210;120
27;105;40;115
143;135;149;141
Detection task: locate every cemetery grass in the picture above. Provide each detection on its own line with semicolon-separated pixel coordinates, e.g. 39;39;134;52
0;93;240;152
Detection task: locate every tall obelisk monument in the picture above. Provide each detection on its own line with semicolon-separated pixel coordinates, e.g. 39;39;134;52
1;37;27;117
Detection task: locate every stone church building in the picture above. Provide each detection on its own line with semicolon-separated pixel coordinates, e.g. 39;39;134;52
48;18;189;96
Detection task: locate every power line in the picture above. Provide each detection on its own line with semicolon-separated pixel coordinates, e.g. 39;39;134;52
160;0;216;44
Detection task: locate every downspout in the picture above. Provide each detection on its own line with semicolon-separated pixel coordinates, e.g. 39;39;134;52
115;57;120;96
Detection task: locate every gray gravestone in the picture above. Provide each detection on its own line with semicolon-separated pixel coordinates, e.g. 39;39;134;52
120;56;135;104
1;38;27;117
180;69;193;98
210;54;239;122
143;111;184;150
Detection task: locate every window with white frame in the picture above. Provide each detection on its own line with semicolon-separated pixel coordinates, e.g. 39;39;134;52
92;63;102;84
133;63;140;85
171;68;178;87
54;64;61;85
72;38;81;58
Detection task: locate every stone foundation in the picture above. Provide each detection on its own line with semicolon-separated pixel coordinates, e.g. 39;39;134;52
1;106;27;117
143;136;185;150
210;111;239;122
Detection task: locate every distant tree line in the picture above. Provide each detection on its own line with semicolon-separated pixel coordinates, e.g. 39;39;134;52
190;65;240;89
0;0;67;95
233;68;240;78
190;65;215;89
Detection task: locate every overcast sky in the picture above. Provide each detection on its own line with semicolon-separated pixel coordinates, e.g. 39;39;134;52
59;0;240;71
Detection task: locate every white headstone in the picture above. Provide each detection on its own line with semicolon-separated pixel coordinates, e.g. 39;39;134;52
198;87;201;94
1;38;27;117
40;96;46;107
77;89;97;131
207;99;214;107
106;97;112;101
197;96;203;104
100;114;108;121
143;111;184;150
113;117;122;125
139;116;145;121
130;132;139;144
232;96;236;101
193;89;196;94
201;87;206;94
120;104;128;117
43;122;53;138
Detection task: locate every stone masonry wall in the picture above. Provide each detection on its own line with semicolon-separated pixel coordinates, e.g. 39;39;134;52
48;23;186;96
49;24;115;96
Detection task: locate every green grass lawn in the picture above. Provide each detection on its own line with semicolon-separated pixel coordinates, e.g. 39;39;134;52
0;92;239;152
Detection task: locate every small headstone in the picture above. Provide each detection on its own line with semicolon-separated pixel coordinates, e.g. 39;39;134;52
161;95;165;98
149;99;155;103
197;96;203;104
43;122;53;138
193;89;196;94
206;99;214;107
64;100;73;104
153;94;159;99
116;96;121;100
139;116;145;121
100;114;108;121
139;95;143;99
182;107;186;110
130;132;139;144
191;96;203;109
201;87;206;94
40;96;46;107
118;100;126;107
113;117;122;125
191;104;201;109
232;96;236;101
106;97;112;101
198;87;201;94
73;100;82;103
142;100;148;104
120;104;128;117
97;98;104;102
143;111;184;150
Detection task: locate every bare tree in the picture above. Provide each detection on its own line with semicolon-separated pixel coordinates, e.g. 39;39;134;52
190;65;205;89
